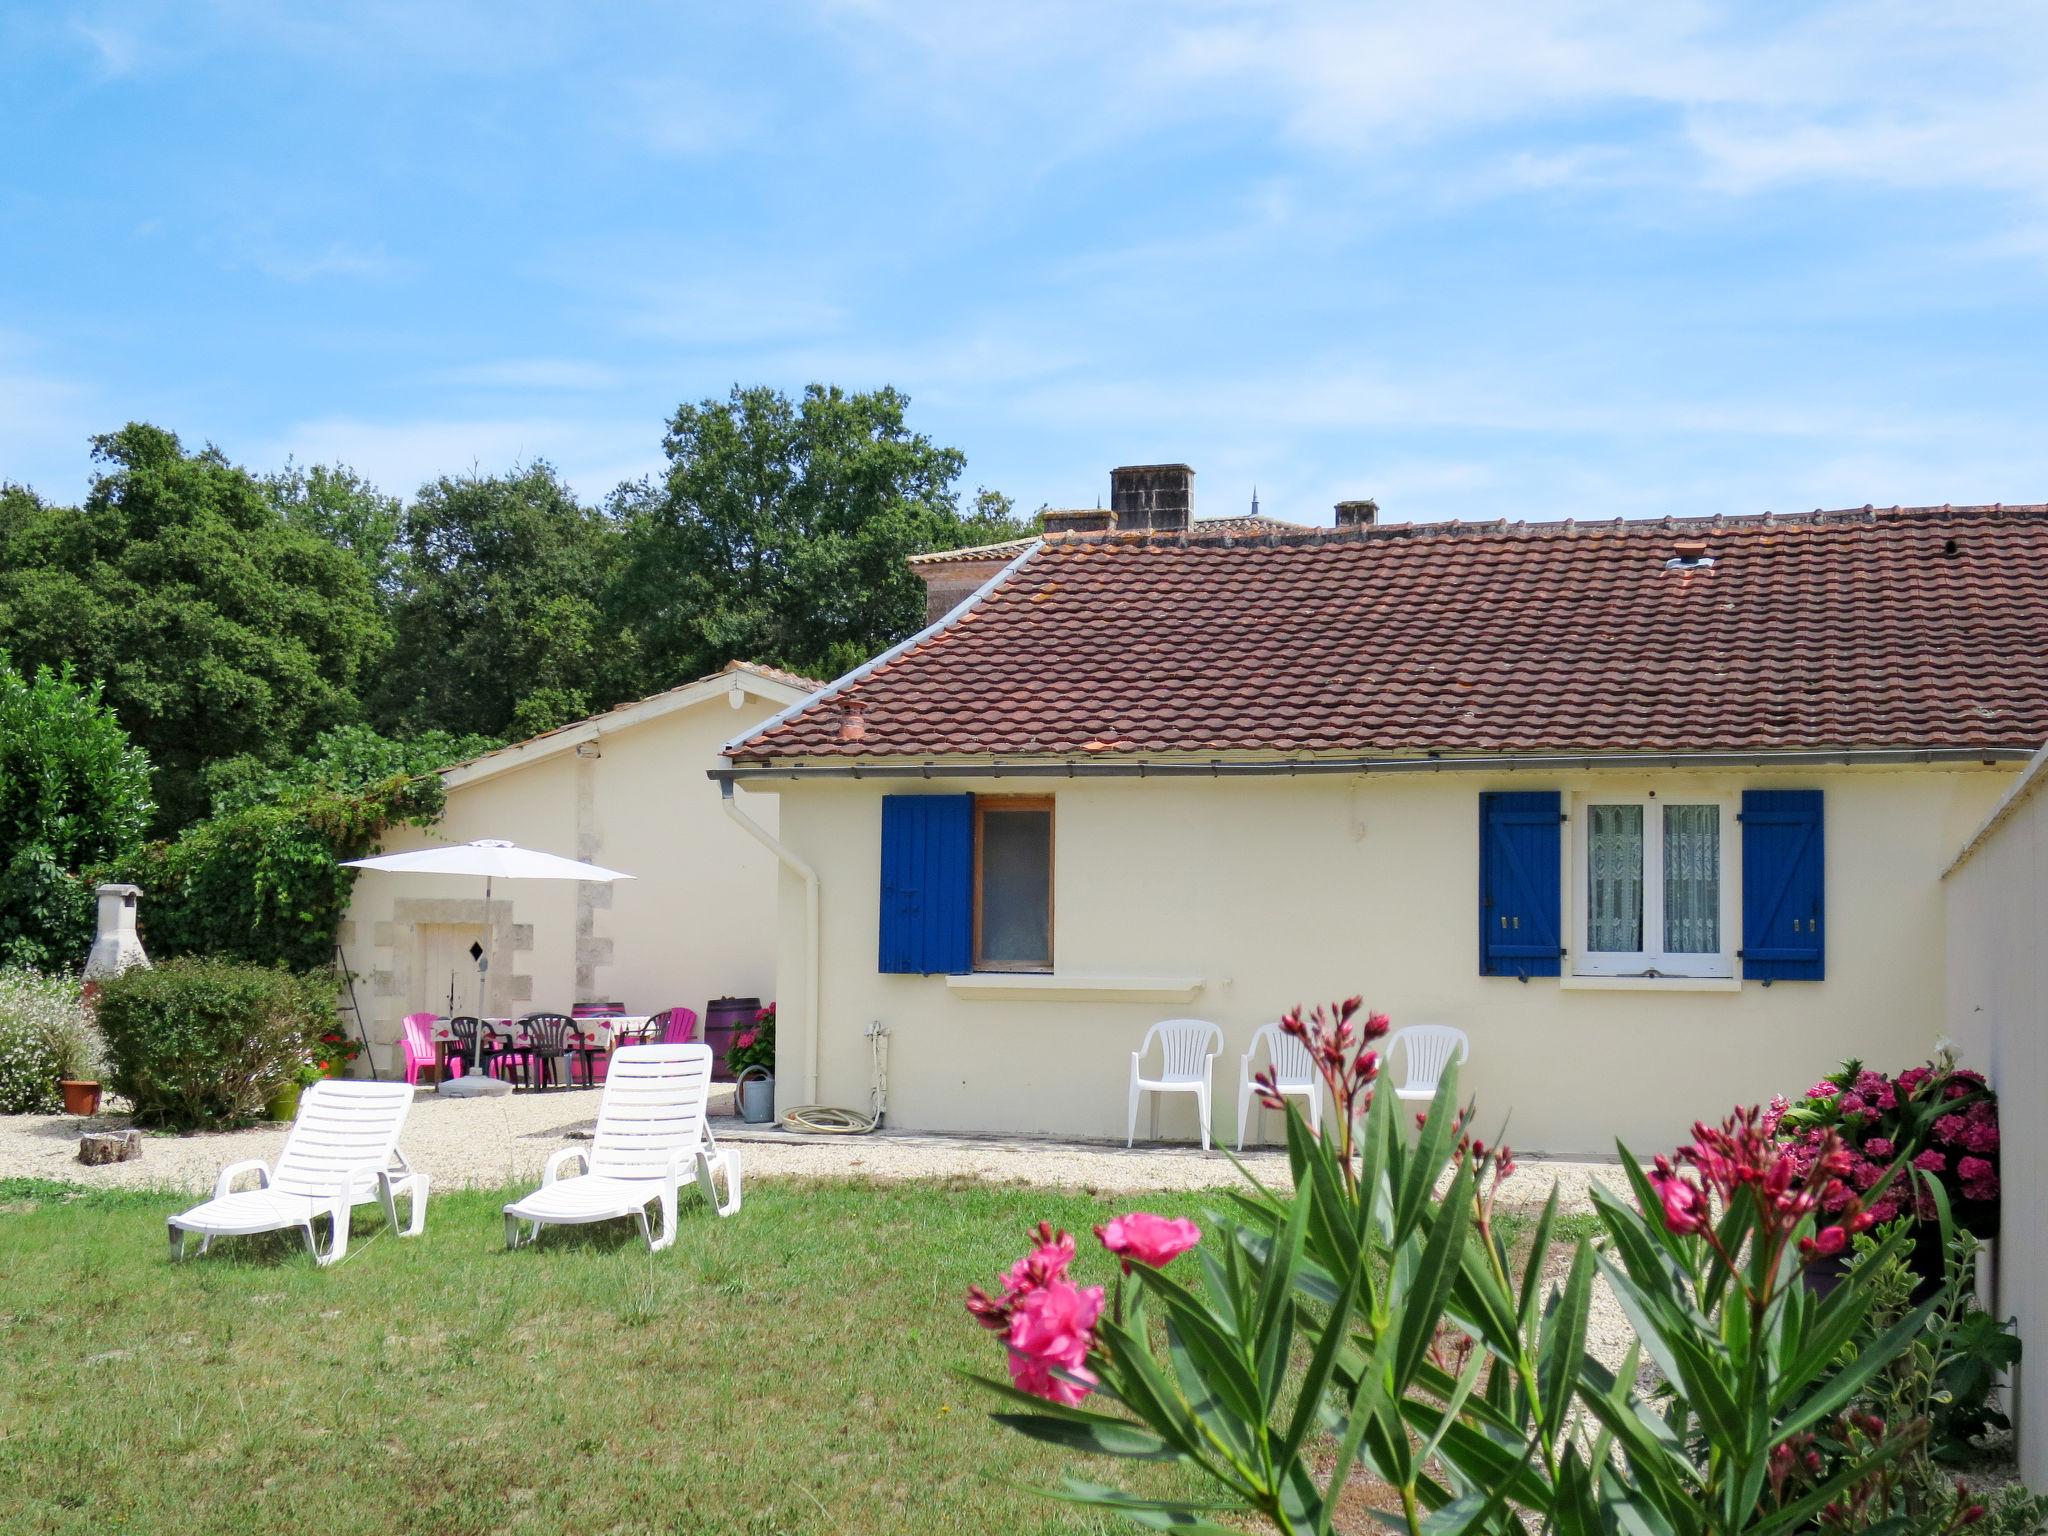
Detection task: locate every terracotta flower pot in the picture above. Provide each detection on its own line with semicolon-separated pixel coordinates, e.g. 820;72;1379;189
59;1079;102;1117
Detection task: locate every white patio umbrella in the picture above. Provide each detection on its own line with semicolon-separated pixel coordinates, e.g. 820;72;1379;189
342;839;635;1090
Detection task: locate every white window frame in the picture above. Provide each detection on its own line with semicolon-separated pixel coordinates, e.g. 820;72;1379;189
1570;793;1736;979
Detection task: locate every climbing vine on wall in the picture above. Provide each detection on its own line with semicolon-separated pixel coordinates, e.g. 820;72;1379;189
122;773;444;972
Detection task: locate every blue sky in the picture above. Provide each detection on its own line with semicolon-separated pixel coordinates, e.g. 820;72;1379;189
5;2;2048;526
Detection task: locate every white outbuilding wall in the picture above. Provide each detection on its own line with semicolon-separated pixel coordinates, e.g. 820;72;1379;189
340;670;807;1073
1945;742;2048;1489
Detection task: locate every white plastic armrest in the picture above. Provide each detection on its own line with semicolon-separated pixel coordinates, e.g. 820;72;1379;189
664;1145;692;1189
542;1147;588;1186
214;1159;271;1200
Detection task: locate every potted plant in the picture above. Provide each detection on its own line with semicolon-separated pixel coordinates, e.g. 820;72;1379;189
49;1002;107;1118
265;1058;325;1123
1772;1045;2000;1294
316;1028;362;1079
727;1003;776;1123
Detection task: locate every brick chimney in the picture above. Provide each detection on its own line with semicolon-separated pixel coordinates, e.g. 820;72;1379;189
1041;507;1115;537
1334;499;1379;529
1109;464;1193;532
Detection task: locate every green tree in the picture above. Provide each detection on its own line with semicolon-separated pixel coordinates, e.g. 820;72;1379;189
607;384;1032;689
202;722;501;816
376;464;620;738
0;654;154;968
262;462;403;604
0;425;388;830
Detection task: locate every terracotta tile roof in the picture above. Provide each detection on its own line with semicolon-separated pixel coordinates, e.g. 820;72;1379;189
904;513;1308;566
731;505;2048;760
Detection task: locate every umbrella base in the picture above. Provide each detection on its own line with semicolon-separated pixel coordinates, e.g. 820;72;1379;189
437;1075;514;1099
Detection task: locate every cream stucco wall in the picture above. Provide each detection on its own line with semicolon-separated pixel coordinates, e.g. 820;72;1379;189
1944;745;2048;1488
764;763;2012;1156
340;683;793;1072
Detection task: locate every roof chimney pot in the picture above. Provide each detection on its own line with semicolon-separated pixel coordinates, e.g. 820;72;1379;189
1109;464;1193;532
1334;499;1379;529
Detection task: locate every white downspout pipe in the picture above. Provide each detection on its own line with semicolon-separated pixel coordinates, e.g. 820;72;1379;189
721;780;821;1104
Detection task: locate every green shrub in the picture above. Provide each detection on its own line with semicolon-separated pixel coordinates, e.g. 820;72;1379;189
96;959;337;1129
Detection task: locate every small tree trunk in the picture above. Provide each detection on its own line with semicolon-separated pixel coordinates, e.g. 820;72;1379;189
77;1130;142;1166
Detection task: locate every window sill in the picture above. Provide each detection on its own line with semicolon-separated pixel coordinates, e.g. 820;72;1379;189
1560;973;1740;993
945;973;1206;1003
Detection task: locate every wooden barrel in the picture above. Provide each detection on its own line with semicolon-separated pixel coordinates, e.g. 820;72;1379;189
701;996;761;1080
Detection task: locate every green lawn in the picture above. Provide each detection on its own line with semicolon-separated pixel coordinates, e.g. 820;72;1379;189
0;1176;1221;1536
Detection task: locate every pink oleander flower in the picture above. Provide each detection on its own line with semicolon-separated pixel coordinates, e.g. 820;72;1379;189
1800;1224;1849;1258
1095;1212;1201;1272
1913;1149;1947;1173
734;1030;757;1049
1863;1137;1895;1160
1648;1158;1709;1235
966;1222;1078;1334
1006;1277;1104;1405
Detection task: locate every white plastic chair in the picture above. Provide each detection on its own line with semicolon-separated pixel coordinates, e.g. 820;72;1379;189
167;1080;428;1266
1127;1019;1224;1151
1387;1025;1470;1103
503;1044;741;1252
1237;1022;1323;1150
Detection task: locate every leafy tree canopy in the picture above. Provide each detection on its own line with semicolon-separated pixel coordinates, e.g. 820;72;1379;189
0;425;388;830
0;654;154;968
606;384;1033;690
262;461;403;604
202;722;500;817
376;463;621;740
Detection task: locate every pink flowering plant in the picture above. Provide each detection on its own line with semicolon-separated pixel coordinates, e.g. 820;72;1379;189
1773;1048;2001;1234
725;1001;774;1077
963;998;1970;1535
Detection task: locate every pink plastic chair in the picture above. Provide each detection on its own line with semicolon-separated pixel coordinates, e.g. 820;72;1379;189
400;1013;440;1086
578;1007;696;1086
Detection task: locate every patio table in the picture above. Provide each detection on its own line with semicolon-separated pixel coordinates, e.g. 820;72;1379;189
433;1015;650;1088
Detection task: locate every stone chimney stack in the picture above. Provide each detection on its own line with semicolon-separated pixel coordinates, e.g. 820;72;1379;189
84;883;149;979
1334;499;1379;530
1041;507;1115;536
1109;464;1194;532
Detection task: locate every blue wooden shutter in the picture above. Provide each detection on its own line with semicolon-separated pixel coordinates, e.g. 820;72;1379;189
878;795;974;974
1740;789;1824;981
1479;791;1563;977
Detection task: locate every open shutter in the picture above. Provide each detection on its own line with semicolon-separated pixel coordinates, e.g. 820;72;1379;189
878;794;974;974
1740;789;1824;981
1479;791;1563;977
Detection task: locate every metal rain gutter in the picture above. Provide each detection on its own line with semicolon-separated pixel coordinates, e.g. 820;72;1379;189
710;745;2032;784
718;780;821;1103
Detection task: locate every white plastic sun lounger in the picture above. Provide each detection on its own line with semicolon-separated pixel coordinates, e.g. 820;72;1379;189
168;1079;428;1266
503;1043;741;1252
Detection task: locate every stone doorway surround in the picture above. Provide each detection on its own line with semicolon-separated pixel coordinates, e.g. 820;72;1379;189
357;897;535;1070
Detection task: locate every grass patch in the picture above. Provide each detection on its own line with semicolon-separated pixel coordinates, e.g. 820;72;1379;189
0;1177;1224;1535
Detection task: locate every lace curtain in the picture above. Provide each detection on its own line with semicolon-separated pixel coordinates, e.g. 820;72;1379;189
1663;803;1720;954
1586;804;1643;952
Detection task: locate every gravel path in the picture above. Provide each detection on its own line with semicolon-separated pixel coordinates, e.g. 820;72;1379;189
0;1089;1634;1205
